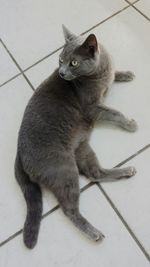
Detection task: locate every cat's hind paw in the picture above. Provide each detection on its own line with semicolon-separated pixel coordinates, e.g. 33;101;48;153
124;166;137;178
92;230;105;242
124;119;138;132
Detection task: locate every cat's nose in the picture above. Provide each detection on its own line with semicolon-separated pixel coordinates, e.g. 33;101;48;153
59;71;65;78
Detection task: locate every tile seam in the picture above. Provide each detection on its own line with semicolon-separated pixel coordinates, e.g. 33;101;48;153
0;4;133;87
0;143;149;248
98;184;150;262
0;39;35;91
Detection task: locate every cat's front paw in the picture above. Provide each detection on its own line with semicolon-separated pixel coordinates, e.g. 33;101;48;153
124;71;135;81
115;71;135;82
125;119;138;132
125;166;137;177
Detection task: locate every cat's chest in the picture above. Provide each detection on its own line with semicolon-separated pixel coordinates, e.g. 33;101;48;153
72;111;94;150
98;69;115;99
73;123;92;150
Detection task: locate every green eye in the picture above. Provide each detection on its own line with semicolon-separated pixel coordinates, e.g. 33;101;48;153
71;60;78;67
59;57;63;63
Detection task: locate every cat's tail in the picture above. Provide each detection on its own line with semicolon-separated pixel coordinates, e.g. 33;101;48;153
15;153;43;249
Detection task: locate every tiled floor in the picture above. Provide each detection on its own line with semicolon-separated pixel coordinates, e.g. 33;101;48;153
0;0;150;266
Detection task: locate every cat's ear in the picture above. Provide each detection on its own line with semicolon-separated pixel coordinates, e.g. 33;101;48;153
81;34;98;56
62;24;77;42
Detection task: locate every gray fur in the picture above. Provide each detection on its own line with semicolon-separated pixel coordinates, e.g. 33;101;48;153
115;71;135;82
62;24;77;42
15;26;137;249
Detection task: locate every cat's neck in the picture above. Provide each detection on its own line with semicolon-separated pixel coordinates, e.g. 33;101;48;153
71;72;102;108
71;46;112;107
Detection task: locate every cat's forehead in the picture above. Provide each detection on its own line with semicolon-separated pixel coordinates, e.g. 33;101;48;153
61;35;85;58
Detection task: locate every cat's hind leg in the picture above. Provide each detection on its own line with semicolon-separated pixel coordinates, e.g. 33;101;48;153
75;141;136;182
42;158;105;242
115;71;135;82
93;166;136;182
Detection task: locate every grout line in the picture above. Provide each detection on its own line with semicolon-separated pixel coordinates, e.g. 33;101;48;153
23;0;138;71
80;143;150;192
24;46;64;73
1;2;132;85
0;205;60;248
42;204;59;219
81;4;133;35
0;143;150;248
0;1;141;88
115;144;150;167
24;5;131;73
0;230;23;248
131;3;150;22
0;185;92;248
0;0;149;256
97;184;150;262
0;0;142;89
0;39;35;91
0;3;133;88
0;73;22;88
96;142;150;262
124;0;140;4
125;0;150;22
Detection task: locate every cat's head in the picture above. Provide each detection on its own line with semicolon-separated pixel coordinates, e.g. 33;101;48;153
58;25;100;81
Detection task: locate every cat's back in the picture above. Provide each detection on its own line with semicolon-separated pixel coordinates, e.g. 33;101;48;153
18;69;81;152
23;68;80;120
31;68;78;108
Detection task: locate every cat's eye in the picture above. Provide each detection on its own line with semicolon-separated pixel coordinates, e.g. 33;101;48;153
59;57;63;63
71;60;78;67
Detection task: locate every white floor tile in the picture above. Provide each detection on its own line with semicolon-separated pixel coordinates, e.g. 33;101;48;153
102;148;150;254
0;42;19;85
0;76;87;243
0;77;61;242
135;0;150;18
0;0;126;69
127;0;138;3
0;77;32;242
25;51;60;88
89;7;150;167
0;186;149;267
1;0;150;265
26;8;150;169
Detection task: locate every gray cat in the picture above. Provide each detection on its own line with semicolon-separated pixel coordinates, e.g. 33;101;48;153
15;25;137;249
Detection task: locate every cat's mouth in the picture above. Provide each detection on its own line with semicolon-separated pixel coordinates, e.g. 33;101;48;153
59;71;75;81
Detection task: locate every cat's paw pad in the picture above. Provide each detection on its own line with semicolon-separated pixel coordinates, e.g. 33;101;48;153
126;166;137;177
126;119;138;132
93;230;105;242
125;71;135;81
